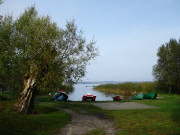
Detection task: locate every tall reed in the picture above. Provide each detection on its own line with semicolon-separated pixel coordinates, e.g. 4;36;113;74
93;82;157;95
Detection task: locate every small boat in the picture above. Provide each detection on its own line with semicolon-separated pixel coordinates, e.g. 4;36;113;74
52;90;68;101
143;93;157;99
82;93;96;101
130;93;144;100
112;95;123;102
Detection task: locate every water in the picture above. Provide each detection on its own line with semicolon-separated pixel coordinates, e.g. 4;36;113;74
68;83;114;101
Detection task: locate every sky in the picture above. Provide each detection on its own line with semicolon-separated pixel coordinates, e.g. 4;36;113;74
1;0;180;82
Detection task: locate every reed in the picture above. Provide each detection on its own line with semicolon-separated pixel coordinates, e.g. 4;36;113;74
94;82;158;95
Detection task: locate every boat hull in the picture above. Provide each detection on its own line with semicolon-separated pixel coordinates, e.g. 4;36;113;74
53;92;68;101
82;95;96;101
130;93;144;100
143;93;157;99
112;95;123;102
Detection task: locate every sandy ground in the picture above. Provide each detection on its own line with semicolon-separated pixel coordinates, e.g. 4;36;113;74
56;102;158;135
92;102;159;110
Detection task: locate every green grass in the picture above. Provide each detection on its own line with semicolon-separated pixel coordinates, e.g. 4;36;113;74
93;82;180;134
52;95;180;135
109;94;180;135
86;129;105;135
1;94;180;135
94;82;158;95
48;94;180;135
0;100;70;135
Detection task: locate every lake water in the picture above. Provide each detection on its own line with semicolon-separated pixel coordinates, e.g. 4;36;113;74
68;83;114;101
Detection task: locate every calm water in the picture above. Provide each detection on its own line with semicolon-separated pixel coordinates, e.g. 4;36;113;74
68;83;113;101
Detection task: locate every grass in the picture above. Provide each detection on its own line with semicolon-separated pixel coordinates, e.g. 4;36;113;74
86;129;105;135
93;82;158;95
46;94;180;135
50;94;180;135
0;100;70;135
109;94;180;135
0;94;180;135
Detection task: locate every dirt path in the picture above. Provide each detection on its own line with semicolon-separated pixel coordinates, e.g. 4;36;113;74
55;109;117;135
92;102;159;110
55;102;158;135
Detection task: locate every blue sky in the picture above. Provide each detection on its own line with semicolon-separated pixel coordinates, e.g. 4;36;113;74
1;0;180;82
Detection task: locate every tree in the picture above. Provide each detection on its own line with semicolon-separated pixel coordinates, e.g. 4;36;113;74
0;15;21;98
153;38;180;93
0;6;98;113
0;0;3;4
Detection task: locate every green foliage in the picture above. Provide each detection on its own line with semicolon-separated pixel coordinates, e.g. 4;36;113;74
94;82;158;95
0;0;3;4
0;15;22;96
0;91;20;100
0;6;98;95
153;38;180;93
35;84;73;96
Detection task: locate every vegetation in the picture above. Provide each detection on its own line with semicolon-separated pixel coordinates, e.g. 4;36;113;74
0;6;98;113
94;82;158;95
1;94;180;135
0;100;70;135
111;94;180;134
0;0;3;4
36;94;180;135
1;2;179;134
87;129;105;135
153;38;180;94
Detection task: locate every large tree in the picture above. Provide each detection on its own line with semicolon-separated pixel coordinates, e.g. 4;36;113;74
153;38;180;93
0;6;98;113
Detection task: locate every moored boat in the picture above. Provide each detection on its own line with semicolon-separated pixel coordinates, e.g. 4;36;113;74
143;93;157;99
52;90;68;101
112;95;123;102
82;93;96;101
130;93;144;100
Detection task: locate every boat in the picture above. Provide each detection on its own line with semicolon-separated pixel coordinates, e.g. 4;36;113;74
82;93;96;101
143;93;157;99
130;93;144;100
112;95;123;102
52;90;68;101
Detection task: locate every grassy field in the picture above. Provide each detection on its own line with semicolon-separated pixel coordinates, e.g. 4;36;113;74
0;94;180;135
93;82;158;95
110;94;180;135
0;100;70;135
61;95;180;135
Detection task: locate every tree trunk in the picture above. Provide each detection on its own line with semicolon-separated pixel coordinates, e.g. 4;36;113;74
15;76;36;114
169;85;172;94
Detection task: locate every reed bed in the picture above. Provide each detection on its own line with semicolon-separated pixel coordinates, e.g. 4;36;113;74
93;82;157;95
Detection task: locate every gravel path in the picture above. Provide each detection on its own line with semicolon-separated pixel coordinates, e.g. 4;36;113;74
92;102;159;110
55;102;158;135
56;109;117;135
